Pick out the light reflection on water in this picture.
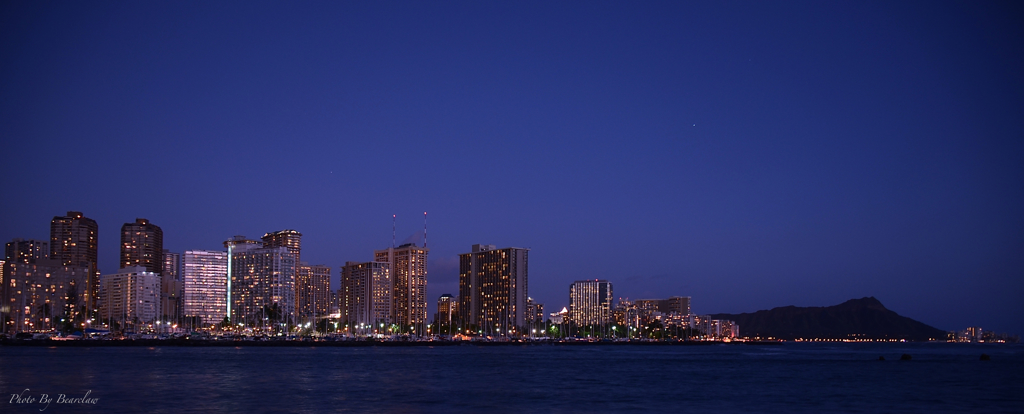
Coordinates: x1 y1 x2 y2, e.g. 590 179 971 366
1 343 1021 413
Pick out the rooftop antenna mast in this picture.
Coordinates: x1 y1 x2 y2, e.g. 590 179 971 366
424 211 427 248
392 214 396 248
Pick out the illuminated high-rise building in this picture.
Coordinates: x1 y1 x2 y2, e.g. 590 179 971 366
634 296 691 320
182 250 228 327
5 239 48 264
120 218 164 274
458 244 529 333
436 294 454 326
569 280 613 326
666 296 691 315
50 211 99 313
374 243 428 331
296 262 331 322
263 230 302 316
223 236 260 322
229 242 296 327
99 266 162 327
340 261 391 328
161 250 182 321
224 235 260 251
162 250 180 280
262 230 301 265
2 259 89 333
525 297 544 326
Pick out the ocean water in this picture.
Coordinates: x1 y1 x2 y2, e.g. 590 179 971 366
1 343 1021 413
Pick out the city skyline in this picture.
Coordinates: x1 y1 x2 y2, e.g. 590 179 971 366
1 2 1021 334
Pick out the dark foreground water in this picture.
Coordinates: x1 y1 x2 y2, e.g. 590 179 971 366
2 343 1022 413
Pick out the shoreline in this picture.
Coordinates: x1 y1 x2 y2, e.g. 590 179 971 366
0 339 985 347
0 339 783 347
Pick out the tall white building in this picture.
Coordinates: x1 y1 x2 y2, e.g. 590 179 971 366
99 266 162 327
569 280 613 326
182 250 228 327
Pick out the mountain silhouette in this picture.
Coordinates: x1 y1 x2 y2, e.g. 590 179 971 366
709 297 946 341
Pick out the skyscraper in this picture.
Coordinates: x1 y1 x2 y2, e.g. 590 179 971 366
50 211 99 313
569 280 613 327
458 244 529 334
296 263 331 323
229 241 296 328
340 261 391 330
263 230 302 317
120 218 164 274
223 236 260 322
161 250 182 322
5 239 48 264
162 250 180 280
374 243 428 332
262 230 301 265
182 250 228 328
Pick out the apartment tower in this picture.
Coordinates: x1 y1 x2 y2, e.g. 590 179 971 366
374 243 428 332
50 211 99 313
569 280 613 326
120 218 164 274
458 244 529 334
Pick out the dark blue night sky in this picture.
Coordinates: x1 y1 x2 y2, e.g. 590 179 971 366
2 2 1022 334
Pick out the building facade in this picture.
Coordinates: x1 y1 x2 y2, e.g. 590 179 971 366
525 297 544 327
50 211 99 313
666 296 691 316
5 239 49 264
630 296 692 326
296 263 331 322
223 236 260 321
569 280 613 327
436 294 454 327
1 260 89 333
262 230 302 317
120 218 164 274
262 230 301 265
182 250 228 328
458 244 529 334
162 250 180 280
161 250 181 322
340 261 391 329
99 266 162 328
229 243 296 327
374 243 428 331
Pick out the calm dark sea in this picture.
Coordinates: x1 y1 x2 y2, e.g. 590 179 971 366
1 343 1022 413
